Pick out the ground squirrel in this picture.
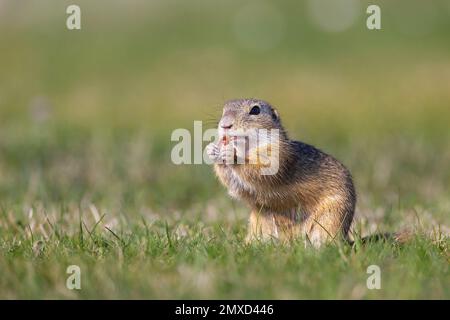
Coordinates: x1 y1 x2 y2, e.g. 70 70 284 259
206 98 356 247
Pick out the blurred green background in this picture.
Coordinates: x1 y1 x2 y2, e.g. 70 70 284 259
0 0 449 299
1 0 450 213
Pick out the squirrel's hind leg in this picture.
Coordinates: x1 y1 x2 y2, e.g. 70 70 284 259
246 209 301 243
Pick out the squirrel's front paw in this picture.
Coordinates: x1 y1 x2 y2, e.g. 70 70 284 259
206 142 220 162
220 143 236 165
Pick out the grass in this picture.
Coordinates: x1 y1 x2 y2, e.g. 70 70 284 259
0 0 449 299
0 213 448 299
0 124 448 299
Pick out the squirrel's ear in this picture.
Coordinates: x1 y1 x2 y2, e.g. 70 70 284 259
272 109 279 121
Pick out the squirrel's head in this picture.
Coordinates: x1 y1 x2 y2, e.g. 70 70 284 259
218 99 285 139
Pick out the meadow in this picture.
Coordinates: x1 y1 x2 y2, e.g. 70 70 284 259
0 0 449 299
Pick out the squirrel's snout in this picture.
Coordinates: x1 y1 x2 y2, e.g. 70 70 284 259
219 116 234 129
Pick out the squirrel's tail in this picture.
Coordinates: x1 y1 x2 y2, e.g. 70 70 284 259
347 230 413 246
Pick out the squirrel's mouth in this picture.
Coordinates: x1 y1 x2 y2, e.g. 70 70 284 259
220 132 233 146
219 128 243 142
218 127 233 144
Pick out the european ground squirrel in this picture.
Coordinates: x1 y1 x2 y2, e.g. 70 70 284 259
206 98 356 247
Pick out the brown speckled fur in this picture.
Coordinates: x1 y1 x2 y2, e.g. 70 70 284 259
211 98 356 247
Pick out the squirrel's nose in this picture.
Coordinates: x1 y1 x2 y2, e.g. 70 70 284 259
219 117 234 129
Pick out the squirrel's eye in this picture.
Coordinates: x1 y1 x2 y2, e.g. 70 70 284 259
249 106 261 115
